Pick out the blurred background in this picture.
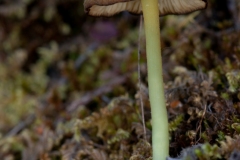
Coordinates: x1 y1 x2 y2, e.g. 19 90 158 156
0 0 240 159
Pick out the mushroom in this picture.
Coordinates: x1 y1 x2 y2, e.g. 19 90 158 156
83 0 207 159
84 0 206 16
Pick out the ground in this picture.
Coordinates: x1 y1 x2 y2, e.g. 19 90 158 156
0 0 240 159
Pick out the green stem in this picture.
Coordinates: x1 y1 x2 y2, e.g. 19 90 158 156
140 0 169 159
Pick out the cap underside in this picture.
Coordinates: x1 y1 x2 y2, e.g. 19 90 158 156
84 0 207 17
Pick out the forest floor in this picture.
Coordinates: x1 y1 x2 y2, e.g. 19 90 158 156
0 0 240 159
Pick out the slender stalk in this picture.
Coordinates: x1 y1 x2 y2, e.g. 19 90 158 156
140 0 169 159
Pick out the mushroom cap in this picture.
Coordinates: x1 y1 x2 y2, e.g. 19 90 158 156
84 0 207 17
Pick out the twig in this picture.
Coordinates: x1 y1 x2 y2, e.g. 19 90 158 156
5 114 35 137
67 75 128 112
195 103 207 143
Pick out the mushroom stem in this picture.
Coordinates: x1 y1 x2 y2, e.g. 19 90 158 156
140 0 169 159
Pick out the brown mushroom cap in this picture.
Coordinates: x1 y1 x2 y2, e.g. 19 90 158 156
84 0 207 17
